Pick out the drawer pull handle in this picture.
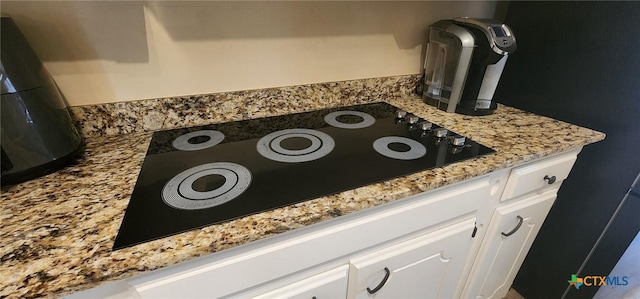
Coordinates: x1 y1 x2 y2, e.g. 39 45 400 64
367 267 391 294
502 215 524 237
544 175 557 184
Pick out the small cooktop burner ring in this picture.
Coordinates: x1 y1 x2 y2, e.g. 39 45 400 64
162 162 251 210
373 136 427 160
172 130 225 151
257 128 335 163
324 110 376 129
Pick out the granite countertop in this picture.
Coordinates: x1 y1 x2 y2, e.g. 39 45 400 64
0 93 605 298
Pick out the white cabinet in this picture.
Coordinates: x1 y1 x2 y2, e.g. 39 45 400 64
459 150 582 299
462 189 557 299
348 218 476 299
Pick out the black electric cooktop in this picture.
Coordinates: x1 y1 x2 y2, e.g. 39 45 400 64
113 102 494 250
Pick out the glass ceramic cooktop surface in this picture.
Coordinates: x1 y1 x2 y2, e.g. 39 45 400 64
113 102 494 250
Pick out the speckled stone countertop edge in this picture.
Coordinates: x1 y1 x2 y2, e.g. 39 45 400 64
0 91 605 298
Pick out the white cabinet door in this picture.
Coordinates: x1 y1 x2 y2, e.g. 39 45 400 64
348 218 476 299
250 265 349 299
462 189 558 299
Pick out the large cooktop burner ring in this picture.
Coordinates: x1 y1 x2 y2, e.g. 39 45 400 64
172 130 225 151
257 128 335 163
162 162 251 210
324 110 376 129
373 136 427 160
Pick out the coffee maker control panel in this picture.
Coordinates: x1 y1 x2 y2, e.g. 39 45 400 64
454 18 517 55
490 25 516 50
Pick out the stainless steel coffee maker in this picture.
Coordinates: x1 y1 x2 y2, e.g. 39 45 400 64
418 18 516 115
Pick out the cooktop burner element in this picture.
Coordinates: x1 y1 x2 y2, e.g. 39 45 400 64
172 130 225 151
113 102 494 250
373 136 427 160
257 128 335 163
162 162 252 210
324 110 376 129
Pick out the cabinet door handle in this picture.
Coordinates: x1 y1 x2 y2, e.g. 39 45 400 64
367 267 391 294
544 175 557 184
501 215 524 237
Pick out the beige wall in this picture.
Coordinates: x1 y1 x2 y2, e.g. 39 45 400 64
1 1 503 106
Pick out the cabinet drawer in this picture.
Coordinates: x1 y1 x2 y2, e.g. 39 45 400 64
501 152 577 201
248 265 349 299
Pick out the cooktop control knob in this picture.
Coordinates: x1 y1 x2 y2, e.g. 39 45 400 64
406 114 420 125
433 128 448 138
418 121 433 131
449 136 466 147
395 110 407 119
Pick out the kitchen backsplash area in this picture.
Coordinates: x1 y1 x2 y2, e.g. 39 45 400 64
69 75 420 138
1 2 504 106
